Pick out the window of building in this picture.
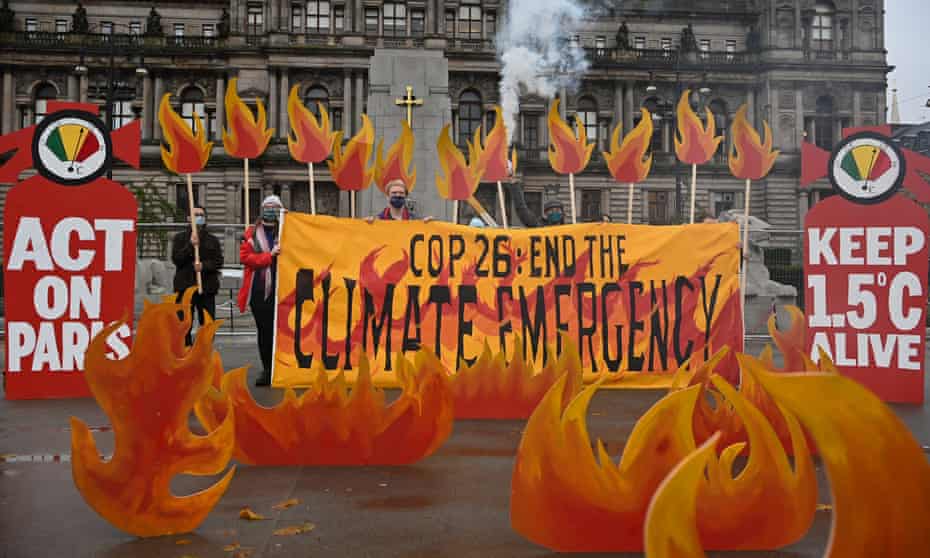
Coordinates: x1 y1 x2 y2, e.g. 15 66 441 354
661 37 672 51
708 99 728 160
445 9 455 36
242 188 262 224
918 132 930 152
525 191 543 219
457 90 482 146
307 0 331 33
411 9 424 36
699 38 710 58
647 191 670 224
174 23 185 37
641 97 663 153
457 4 482 39
101 21 114 35
175 183 201 215
580 189 602 222
522 113 539 151
33 83 57 125
811 1 834 51
202 24 215 37
595 36 606 56
110 99 134 129
56 19 69 33
334 6 345 31
570 34 580 48
711 191 742 217
634 36 645 49
365 7 379 34
725 39 736 60
25 18 37 32
292 2 303 30
247 3 264 34
575 97 598 143
811 95 835 150
485 11 496 37
383 3 406 36
129 21 141 35
180 87 207 135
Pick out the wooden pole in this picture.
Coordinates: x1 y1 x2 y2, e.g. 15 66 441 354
496 181 509 228
308 162 316 215
466 196 498 227
452 200 459 224
741 178 751 299
185 173 203 294
243 158 250 231
568 173 577 224
689 163 697 224
350 190 356 218
626 182 635 224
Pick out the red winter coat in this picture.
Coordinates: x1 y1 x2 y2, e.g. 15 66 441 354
237 225 276 312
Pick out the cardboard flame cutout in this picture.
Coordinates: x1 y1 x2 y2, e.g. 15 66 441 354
374 120 417 193
604 108 654 183
159 94 212 174
471 106 518 182
287 85 337 164
222 77 274 159
70 291 235 537
547 98 595 175
195 351 453 465
435 124 485 200
451 338 582 419
328 114 376 192
728 105 778 180
675 90 722 165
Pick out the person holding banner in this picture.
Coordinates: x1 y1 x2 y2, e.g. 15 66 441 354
238 195 284 387
172 206 224 345
366 179 433 223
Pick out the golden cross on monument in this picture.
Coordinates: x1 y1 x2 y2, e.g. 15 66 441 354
394 85 423 125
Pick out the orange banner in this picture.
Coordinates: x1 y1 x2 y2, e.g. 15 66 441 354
272 215 742 387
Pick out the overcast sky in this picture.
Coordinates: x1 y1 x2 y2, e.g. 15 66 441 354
886 0 930 123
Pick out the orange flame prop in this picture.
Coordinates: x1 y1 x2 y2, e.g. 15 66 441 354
511 365 816 552
604 108 654 183
472 106 518 182
675 89 722 165
195 351 453 465
71 290 235 537
287 85 336 164
547 98 594 174
451 338 582 419
328 114 376 192
159 93 212 174
728 105 778 180
222 78 274 159
435 124 485 200
374 120 417 193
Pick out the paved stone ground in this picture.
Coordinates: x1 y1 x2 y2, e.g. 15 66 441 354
1 337 928 558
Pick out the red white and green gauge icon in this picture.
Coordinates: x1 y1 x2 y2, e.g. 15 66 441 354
32 110 112 185
829 132 906 204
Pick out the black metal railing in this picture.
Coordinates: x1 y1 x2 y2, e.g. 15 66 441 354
1 31 224 52
585 47 757 67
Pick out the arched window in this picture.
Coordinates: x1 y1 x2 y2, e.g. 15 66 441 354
811 1 835 51
304 86 329 118
575 96 598 143
708 99 728 161
457 90 482 145
33 83 57 125
814 95 835 150
179 86 207 134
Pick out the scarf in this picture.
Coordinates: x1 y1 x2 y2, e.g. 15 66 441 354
379 206 412 220
253 223 274 301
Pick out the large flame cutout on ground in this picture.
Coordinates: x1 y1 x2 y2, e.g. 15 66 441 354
287 85 336 164
511 362 816 552
675 90 722 165
472 106 518 182
223 77 274 159
195 351 453 465
375 120 417 193
159 93 212 174
435 124 485 200
71 291 236 537
604 108 654 183
548 99 594 175
451 338 583 419
328 114 375 191
728 104 779 180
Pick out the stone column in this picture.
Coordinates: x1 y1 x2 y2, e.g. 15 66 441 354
271 0 280 31
269 68 279 135
613 82 623 134
355 73 365 130
559 87 567 119
215 76 226 141
280 182 292 208
795 89 804 149
624 81 634 134
152 75 164 139
797 190 809 223
2 70 13 134
67 75 78 102
279 71 289 138
853 90 862 126
343 70 352 135
141 72 153 139
79 74 88 103
746 88 756 126
355 0 363 33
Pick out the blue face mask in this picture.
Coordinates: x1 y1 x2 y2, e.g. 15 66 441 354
262 208 279 222
547 211 563 224
194 215 206 226
390 195 406 209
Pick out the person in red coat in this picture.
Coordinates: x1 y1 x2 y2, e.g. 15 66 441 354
237 195 283 386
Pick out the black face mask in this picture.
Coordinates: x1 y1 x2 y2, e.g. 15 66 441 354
390 196 406 209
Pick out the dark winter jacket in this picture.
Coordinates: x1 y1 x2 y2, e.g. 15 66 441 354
172 227 224 295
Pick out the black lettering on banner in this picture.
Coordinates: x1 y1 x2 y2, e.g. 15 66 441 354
647 280 669 371
293 268 315 368
601 283 623 371
457 285 478 368
362 284 396 370
497 286 514 355
448 235 465 278
475 234 490 277
598 235 614 279
319 275 340 369
674 276 695 365
428 285 452 357
519 286 547 364
402 284 422 352
492 236 512 278
616 235 629 276
562 236 577 276
584 236 597 275
409 234 424 277
554 284 571 354
700 274 722 359
577 282 598 372
529 236 543 277
628 280 645 371
544 236 560 276
427 235 444 278
342 278 356 370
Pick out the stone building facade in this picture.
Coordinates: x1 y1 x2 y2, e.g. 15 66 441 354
0 0 889 260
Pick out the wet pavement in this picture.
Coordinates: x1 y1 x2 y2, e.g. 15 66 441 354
1 338 928 558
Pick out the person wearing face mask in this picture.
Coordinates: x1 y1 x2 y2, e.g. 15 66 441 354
365 179 433 223
238 195 284 386
172 206 224 346
503 161 566 228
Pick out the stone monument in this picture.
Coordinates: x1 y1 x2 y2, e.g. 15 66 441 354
360 48 452 220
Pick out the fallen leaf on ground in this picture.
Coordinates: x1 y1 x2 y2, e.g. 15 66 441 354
272 498 300 510
273 522 316 536
175 538 192 545
816 503 833 511
239 507 266 520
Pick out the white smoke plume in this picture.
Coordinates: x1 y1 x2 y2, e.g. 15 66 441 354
497 0 591 145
